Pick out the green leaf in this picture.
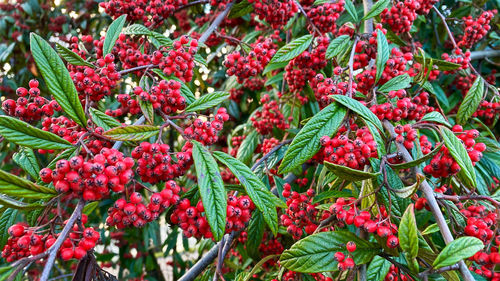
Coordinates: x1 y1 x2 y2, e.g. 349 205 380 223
46 147 80 171
149 31 174 48
311 190 352 204
102 15 126 56
245 211 265 259
184 91 230 112
89 107 121 130
433 237 484 269
191 141 226 241
324 162 380 181
344 0 359 22
420 112 451 127
385 29 407 46
229 0 253 18
332 95 383 131
378 74 412 93
83 201 99 215
280 231 379 273
213 152 279 235
30 33 87 127
0 194 45 210
263 61 289 75
103 125 159 141
279 103 346 174
364 119 386 156
440 127 476 188
390 143 444 170
268 35 313 64
421 222 441 235
0 169 56 198
362 0 390 20
123 23 151 35
0 116 72 150
414 56 461 71
0 209 17 250
457 76 484 125
55 43 94 67
399 204 418 259
13 147 40 180
139 99 155 123
236 130 258 165
366 256 391 281
325 35 351 59
265 72 284 86
375 29 389 84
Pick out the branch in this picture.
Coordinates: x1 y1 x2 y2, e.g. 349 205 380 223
251 139 291 171
382 120 475 281
418 263 460 278
470 49 500 60
363 0 374 33
111 115 146 150
118 64 158 75
198 1 235 45
39 199 85 281
436 194 500 207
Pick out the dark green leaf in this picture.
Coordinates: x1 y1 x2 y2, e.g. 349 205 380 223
326 35 351 59
333 95 383 131
268 35 314 64
378 74 412 93
414 56 461 71
399 204 418 259
366 256 391 281
123 24 151 35
433 237 483 269
139 99 155 123
185 91 230 112
280 231 379 273
420 112 451 127
0 194 45 210
102 15 126 56
89 108 121 131
390 143 443 170
229 0 253 18
236 130 258 165
362 0 390 20
0 209 17 250
279 103 346 174
375 29 389 84
0 169 56 198
440 127 476 187
344 0 359 22
0 116 72 150
30 33 87 127
55 43 94 67
192 141 226 241
311 190 352 204
12 147 40 179
245 211 265 259
324 162 380 181
457 76 484 125
103 125 159 141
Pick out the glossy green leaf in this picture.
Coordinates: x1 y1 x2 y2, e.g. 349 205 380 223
0 194 45 210
138 99 155 123
103 125 159 141
0 116 72 150
185 91 230 112
433 237 483 269
399 204 418 258
390 143 443 170
326 35 351 59
192 141 226 241
414 56 461 71
344 0 359 22
268 35 313 64
89 107 121 130
324 162 380 181
236 129 258 165
12 147 40 180
366 256 391 281
229 0 253 18
245 211 265 259
279 103 346 174
55 43 94 67
0 169 56 198
375 29 389 84
333 95 384 131
457 76 484 125
280 231 379 272
362 0 390 20
30 33 87 127
378 74 412 93
440 127 476 187
420 112 451 127
0 209 17 250
102 15 126 56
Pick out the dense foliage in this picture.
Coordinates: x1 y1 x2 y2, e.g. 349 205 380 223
0 0 499 280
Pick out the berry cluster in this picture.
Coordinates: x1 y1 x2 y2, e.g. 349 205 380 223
107 93 141 117
61 221 100 260
135 79 186 115
224 37 277 84
183 108 230 145
251 94 289 135
230 135 245 157
385 264 414 281
380 0 418 35
311 74 351 109
39 148 134 200
131 142 193 184
152 36 197 82
281 184 328 239
458 10 497 49
261 137 280 155
333 242 356 271
317 126 378 170
114 34 154 73
229 88 244 103
370 92 434 122
414 0 438 15
248 0 298 29
330 197 400 249
473 100 500 125
2 80 61 122
39 116 86 154
441 49 471 73
307 3 345 33
394 124 417 149
171 194 254 239
423 126 485 178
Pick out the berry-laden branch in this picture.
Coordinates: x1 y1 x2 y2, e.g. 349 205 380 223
383 120 475 281
198 1 235 45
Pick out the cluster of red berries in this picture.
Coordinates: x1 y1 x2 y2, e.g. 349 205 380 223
441 49 471 73
370 92 434 121
183 108 229 145
334 242 357 271
310 74 351 108
135 79 186 115
258 234 284 268
171 194 254 239
285 37 329 93
107 93 141 117
114 34 154 73
230 135 245 157
131 142 193 184
100 0 187 27
458 10 497 49
414 0 437 15
248 0 298 29
394 124 417 149
39 148 134 200
251 94 289 135
152 36 197 82
2 79 61 122
2 215 99 262
229 88 244 103
473 100 500 125
261 137 280 155
353 39 377 70
224 37 276 84
423 126 485 178
107 184 180 228
385 264 414 281
380 0 418 35
39 116 86 154
307 3 345 33
317 126 378 170
330 197 400 249
281 184 328 239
